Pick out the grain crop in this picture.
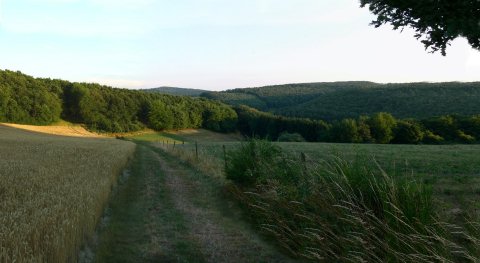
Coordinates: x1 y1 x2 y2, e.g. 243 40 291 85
1 123 104 138
0 125 136 263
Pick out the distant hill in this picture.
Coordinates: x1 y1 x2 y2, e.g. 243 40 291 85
201 82 480 120
143 87 209 97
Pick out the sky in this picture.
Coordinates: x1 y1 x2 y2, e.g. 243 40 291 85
0 0 479 91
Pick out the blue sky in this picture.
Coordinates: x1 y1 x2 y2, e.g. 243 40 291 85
0 0 479 90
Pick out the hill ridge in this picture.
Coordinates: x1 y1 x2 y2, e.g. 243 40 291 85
200 81 480 120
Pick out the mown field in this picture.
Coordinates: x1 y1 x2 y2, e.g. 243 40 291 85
0 125 135 262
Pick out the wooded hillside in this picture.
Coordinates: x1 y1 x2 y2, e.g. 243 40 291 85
201 82 480 120
0 70 237 133
142 86 209 97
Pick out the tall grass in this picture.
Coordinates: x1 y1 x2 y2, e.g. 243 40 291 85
151 138 480 261
224 140 480 262
0 126 135 262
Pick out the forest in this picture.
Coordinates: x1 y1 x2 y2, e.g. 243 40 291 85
2 69 480 144
235 105 480 144
0 70 237 133
201 82 480 120
141 86 208 97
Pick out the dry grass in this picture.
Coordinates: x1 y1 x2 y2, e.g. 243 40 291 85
1 123 104 138
0 125 135 263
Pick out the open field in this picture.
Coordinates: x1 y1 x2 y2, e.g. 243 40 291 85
0 125 135 262
137 130 480 261
3 125 478 262
133 130 480 220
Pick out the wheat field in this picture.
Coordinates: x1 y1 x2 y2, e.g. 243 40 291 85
0 125 136 263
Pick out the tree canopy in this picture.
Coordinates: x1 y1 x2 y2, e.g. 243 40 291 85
0 70 237 133
360 0 480 55
202 82 480 121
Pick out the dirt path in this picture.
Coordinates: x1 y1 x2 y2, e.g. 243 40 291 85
153 147 292 263
94 144 293 263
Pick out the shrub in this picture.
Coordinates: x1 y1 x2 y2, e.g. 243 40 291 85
225 140 282 186
392 120 424 144
457 130 476 144
422 130 445 144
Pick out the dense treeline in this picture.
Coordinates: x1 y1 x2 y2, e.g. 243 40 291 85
201 82 480 121
141 86 208 97
3 69 480 144
0 71 62 124
236 105 480 144
236 106 329 142
0 70 237 133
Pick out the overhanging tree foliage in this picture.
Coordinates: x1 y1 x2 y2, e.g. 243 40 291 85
360 0 480 55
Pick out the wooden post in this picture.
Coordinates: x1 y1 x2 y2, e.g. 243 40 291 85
173 141 176 150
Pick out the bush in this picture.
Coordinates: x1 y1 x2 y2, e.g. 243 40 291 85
225 140 305 193
457 130 476 144
422 130 445 144
225 140 282 186
392 120 424 144
277 132 305 142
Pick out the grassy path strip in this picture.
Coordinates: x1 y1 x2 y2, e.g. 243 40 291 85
147 144 293 263
95 145 205 262
95 142 293 262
